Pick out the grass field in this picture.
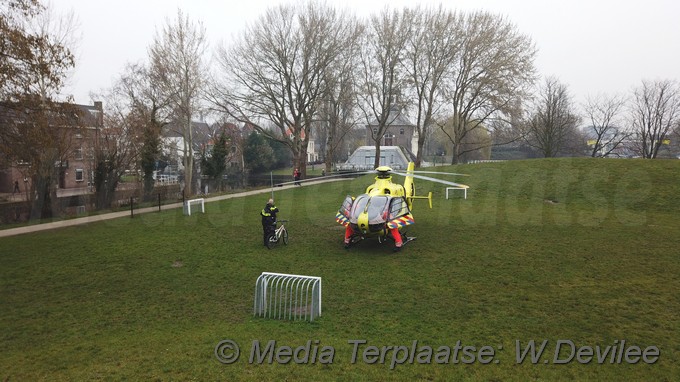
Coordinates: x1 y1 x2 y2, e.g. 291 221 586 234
1 158 679 381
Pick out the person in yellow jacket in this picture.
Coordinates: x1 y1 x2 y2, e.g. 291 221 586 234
260 198 279 247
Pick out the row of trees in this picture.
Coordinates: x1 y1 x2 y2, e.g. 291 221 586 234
86 2 537 199
209 2 680 164
522 77 680 159
3 1 679 218
210 4 538 169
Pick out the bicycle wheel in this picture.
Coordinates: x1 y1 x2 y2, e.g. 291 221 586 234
282 228 289 245
266 233 276 249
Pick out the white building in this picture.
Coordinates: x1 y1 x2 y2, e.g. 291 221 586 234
339 146 411 170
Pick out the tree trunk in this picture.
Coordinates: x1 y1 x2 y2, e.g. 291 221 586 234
451 143 460 164
143 177 155 202
295 149 308 179
373 141 382 169
30 175 52 220
184 116 195 195
415 133 426 168
324 135 334 175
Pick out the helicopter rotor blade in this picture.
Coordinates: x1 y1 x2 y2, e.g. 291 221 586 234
391 171 469 189
410 170 469 177
272 170 373 187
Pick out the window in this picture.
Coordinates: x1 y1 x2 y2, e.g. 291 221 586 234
389 197 408 220
400 128 404 135
74 148 83 160
384 134 393 146
75 169 84 182
366 196 389 224
349 194 370 224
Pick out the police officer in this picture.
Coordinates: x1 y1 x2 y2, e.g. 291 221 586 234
260 198 279 247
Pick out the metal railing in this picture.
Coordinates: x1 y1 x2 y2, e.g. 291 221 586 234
254 272 322 322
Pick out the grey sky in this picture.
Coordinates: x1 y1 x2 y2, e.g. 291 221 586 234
53 0 679 108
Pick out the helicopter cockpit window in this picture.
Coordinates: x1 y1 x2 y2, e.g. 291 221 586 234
367 196 390 224
388 197 409 220
349 194 370 223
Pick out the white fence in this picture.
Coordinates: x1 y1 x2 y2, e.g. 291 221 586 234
155 174 179 185
254 272 322 322
466 160 506 164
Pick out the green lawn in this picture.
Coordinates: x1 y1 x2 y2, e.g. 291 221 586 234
1 158 679 381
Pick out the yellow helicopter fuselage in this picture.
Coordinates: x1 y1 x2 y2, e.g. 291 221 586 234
348 164 418 235
336 161 462 250
365 174 405 197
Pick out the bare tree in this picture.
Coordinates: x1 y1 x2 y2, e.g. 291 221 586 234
317 67 360 174
0 0 77 219
439 11 536 164
439 116 493 161
89 63 172 206
118 63 171 200
402 5 458 167
582 93 630 157
211 2 357 178
629 79 680 159
316 17 363 174
26 0 79 100
91 92 139 208
1 0 75 101
148 9 208 194
673 120 680 156
357 7 410 169
524 76 581 157
0 99 81 218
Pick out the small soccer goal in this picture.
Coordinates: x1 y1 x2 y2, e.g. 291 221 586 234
254 272 322 322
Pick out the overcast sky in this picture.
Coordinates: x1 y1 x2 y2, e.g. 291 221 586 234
52 0 679 109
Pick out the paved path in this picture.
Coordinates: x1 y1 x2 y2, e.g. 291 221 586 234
0 178 349 238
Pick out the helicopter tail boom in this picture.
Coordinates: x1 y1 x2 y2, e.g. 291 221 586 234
403 162 433 209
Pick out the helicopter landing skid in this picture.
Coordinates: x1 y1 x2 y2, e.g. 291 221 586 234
345 235 364 249
379 232 416 246
403 236 416 245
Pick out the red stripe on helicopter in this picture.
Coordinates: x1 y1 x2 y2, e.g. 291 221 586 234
335 212 350 227
387 214 414 229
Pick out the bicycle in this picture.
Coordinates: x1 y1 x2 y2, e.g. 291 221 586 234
266 220 289 249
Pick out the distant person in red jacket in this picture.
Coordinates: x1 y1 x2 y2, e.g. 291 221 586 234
293 168 301 186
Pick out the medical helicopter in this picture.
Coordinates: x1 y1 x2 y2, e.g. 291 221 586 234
270 162 469 251
334 162 469 252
